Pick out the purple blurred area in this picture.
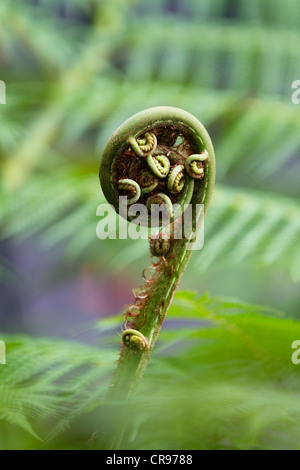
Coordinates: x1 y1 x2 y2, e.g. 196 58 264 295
0 239 132 341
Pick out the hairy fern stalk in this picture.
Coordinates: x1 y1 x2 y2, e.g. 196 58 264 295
99 106 216 448
1 0 300 451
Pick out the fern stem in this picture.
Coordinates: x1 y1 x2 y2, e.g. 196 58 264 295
99 107 216 449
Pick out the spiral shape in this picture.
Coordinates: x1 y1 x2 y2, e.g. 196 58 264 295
99 109 216 417
122 329 149 351
128 132 157 157
150 233 171 257
146 154 170 179
185 153 208 179
146 193 173 218
117 179 141 205
168 165 185 194
138 169 159 195
100 107 212 227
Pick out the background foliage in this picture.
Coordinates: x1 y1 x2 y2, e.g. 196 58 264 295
0 0 300 450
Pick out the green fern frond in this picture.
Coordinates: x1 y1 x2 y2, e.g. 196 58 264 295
2 11 299 188
108 185 300 278
135 0 300 30
0 335 117 441
2 167 300 279
87 79 299 182
0 2 75 72
120 291 300 449
122 21 300 94
197 186 300 276
2 292 300 449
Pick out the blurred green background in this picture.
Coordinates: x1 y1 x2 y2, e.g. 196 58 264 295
0 0 300 450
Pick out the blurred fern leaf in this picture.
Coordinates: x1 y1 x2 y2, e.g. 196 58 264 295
1 291 300 449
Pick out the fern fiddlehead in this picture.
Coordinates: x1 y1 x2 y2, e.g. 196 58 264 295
146 193 173 218
122 329 149 351
185 153 209 179
138 169 159 195
167 164 185 194
128 132 157 157
149 232 171 257
99 106 216 449
146 154 170 178
117 179 141 205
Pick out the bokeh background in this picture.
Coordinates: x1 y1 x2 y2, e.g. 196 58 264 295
1 0 300 450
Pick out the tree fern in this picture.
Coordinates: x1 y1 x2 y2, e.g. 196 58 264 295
1 0 300 449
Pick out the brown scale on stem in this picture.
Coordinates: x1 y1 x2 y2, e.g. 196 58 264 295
123 255 168 330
